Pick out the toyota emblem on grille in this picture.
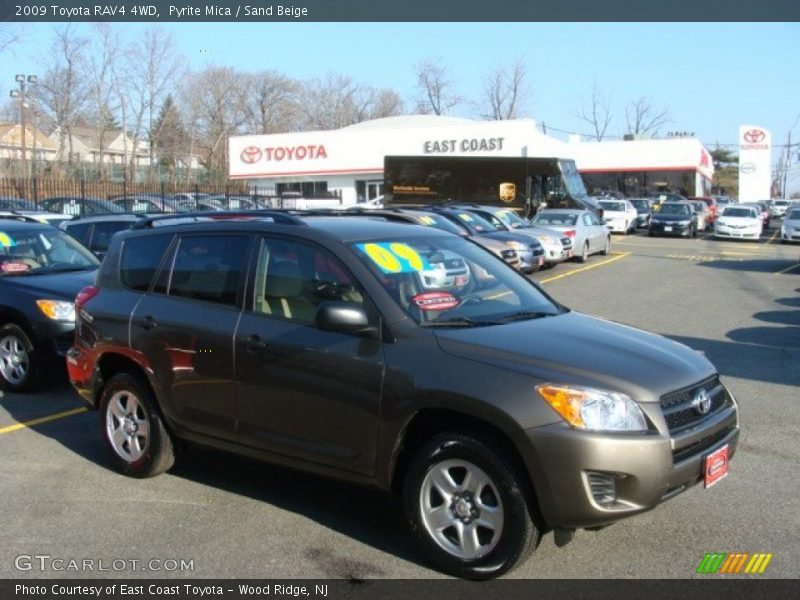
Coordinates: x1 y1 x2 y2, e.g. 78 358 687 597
692 388 712 415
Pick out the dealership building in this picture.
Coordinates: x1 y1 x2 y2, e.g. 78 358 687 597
228 116 714 203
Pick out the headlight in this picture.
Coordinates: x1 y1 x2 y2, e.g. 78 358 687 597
537 384 647 432
505 240 527 252
677 220 691 226
35 299 76 322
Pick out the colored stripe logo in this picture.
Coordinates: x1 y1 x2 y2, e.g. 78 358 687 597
697 552 773 574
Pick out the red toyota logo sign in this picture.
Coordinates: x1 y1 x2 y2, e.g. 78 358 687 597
240 146 263 164
743 129 766 144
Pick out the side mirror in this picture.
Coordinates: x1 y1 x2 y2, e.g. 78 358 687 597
315 302 376 337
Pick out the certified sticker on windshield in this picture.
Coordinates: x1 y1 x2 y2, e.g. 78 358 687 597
356 242 431 274
0 232 17 247
1 261 29 274
411 292 460 311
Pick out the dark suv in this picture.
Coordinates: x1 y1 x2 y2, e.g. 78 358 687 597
68 212 739 579
0 215 99 391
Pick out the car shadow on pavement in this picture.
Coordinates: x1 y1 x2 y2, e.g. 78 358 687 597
697 257 796 274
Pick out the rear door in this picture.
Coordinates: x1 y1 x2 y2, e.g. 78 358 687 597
130 233 253 442
234 235 384 475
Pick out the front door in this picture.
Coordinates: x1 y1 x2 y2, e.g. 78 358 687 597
235 236 384 476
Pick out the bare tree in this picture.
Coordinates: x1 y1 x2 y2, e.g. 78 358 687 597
576 82 613 141
297 73 375 130
0 24 19 54
85 23 121 180
120 26 184 181
369 89 405 120
480 57 527 120
625 96 670 138
414 58 461 116
241 70 300 134
37 25 89 170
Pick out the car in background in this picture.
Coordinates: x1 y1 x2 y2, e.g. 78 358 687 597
688 200 710 232
112 195 187 213
649 192 688 213
0 214 100 391
530 209 610 263
442 204 573 266
712 196 733 212
780 205 800 243
739 202 771 229
598 199 638 234
207 194 272 210
40 196 125 217
714 205 762 241
771 199 794 218
594 190 626 200
688 197 719 225
628 198 652 228
648 202 698 238
60 214 145 259
0 196 38 211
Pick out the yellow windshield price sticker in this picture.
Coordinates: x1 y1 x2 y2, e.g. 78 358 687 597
356 242 431 274
419 215 436 226
458 213 474 222
0 232 17 247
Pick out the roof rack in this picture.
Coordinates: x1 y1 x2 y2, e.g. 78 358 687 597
131 209 307 229
0 211 42 224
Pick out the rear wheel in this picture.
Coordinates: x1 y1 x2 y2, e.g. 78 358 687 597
0 324 40 393
577 241 589 263
403 432 539 579
601 236 611 255
99 373 175 478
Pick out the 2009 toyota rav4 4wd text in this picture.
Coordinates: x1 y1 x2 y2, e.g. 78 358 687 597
67 212 739 579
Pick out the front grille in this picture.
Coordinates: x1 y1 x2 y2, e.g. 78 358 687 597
660 375 729 431
444 259 464 269
672 425 735 464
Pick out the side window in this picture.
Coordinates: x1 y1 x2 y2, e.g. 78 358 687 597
90 221 131 253
168 235 250 307
120 235 173 292
582 214 593 226
64 222 91 244
253 238 363 325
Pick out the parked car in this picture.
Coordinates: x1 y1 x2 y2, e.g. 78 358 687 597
530 209 610 263
688 200 710 232
67 212 739 579
628 198 652 228
687 197 719 225
649 192 688 213
779 205 800 243
0 214 100 391
40 196 125 217
598 199 638 234
416 207 545 272
771 199 794 218
61 215 145 259
111 195 186 213
0 196 37 211
712 196 734 212
739 202 771 229
444 204 573 266
648 202 698 238
207 194 271 210
714 205 762 241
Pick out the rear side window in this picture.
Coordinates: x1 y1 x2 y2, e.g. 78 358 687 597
168 235 250 307
64 222 91 244
90 221 132 253
120 235 172 292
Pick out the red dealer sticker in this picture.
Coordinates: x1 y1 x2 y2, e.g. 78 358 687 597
411 292 460 311
704 444 729 489
1 262 30 274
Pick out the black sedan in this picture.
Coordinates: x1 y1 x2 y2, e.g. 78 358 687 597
648 202 698 237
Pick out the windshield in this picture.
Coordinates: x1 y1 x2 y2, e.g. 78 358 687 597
532 212 577 226
786 209 800 220
599 201 625 212
630 199 649 210
723 207 756 218
412 213 468 235
449 211 500 234
492 208 529 229
349 235 560 326
690 202 705 213
658 204 691 216
0 227 99 275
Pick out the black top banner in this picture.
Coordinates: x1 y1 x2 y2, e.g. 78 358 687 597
1 0 799 22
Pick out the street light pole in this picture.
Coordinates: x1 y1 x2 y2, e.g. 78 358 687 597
10 74 37 184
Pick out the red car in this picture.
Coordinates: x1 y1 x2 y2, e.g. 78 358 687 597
689 197 718 225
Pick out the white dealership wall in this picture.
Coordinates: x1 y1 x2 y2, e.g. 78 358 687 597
229 115 713 203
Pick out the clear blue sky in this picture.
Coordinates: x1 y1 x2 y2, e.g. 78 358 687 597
3 22 800 189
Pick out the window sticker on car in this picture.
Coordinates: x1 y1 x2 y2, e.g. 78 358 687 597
458 213 474 222
411 292 460 311
1 261 30 273
419 215 436 225
0 232 17 247
356 242 431 274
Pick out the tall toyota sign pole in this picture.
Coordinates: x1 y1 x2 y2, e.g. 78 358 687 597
738 125 772 202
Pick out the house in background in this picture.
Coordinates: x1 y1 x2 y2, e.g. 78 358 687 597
0 122 58 162
49 125 151 168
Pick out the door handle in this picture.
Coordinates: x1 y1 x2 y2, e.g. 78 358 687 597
245 334 266 351
138 315 157 330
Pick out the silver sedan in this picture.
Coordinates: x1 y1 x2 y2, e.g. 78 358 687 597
531 209 611 263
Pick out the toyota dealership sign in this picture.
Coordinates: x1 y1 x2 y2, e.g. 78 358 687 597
738 125 771 202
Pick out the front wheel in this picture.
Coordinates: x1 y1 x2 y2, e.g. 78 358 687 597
0 324 40 393
403 432 539 579
99 373 175 478
601 236 611 255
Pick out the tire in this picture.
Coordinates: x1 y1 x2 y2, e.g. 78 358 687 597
99 373 175 478
577 241 589 263
648 229 654 237
0 324 41 393
403 432 539 580
601 236 610 255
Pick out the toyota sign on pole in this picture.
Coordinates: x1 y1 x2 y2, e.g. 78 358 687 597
738 125 772 202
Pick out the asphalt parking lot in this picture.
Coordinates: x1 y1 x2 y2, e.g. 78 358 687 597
1 224 799 580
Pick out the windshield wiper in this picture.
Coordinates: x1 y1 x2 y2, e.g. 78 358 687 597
496 310 559 323
420 317 501 328
42 266 96 274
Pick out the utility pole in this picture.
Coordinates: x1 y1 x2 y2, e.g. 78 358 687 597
783 130 791 198
9 74 37 184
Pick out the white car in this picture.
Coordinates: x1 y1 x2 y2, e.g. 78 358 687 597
714 206 762 241
598 199 638 234
771 199 795 218
688 200 709 232
780 206 800 243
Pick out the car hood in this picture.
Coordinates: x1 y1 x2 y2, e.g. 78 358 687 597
2 268 97 300
601 209 627 218
718 216 759 226
651 213 691 222
434 311 715 403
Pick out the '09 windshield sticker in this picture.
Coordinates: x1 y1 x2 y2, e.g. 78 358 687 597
1 262 30 274
411 292 460 311
356 242 431 274
0 232 17 247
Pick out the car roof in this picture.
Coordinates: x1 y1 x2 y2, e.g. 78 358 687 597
63 214 147 224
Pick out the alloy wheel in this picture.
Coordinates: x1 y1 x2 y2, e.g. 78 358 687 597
0 334 29 385
105 390 150 462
